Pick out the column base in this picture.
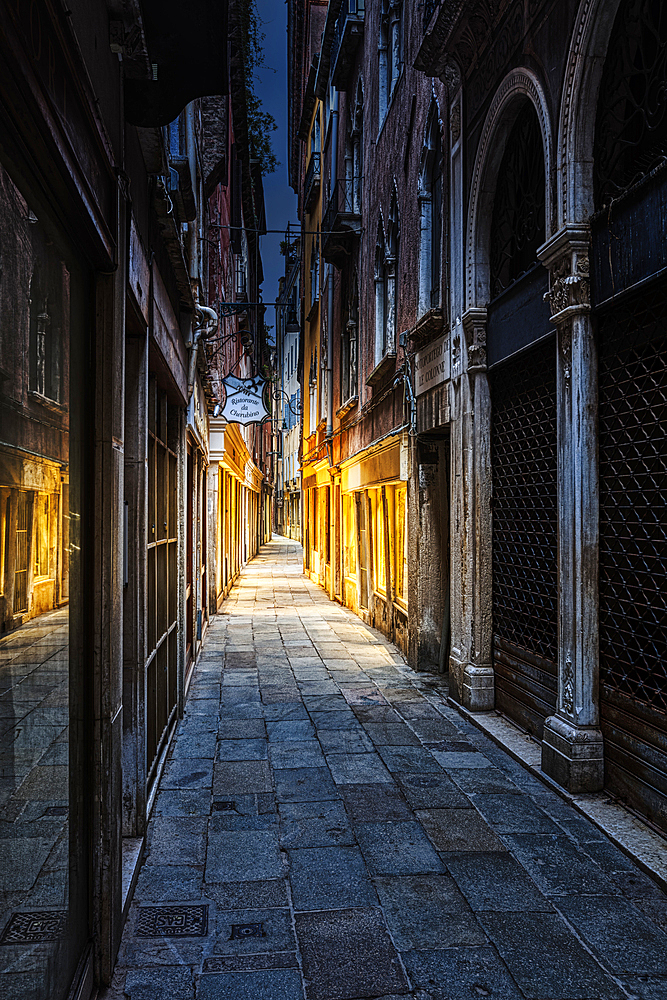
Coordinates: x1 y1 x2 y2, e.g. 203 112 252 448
541 715 604 793
462 663 494 712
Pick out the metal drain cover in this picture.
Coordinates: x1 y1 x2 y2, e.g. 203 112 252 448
135 905 208 937
0 911 66 944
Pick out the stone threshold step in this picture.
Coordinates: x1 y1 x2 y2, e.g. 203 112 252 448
448 697 667 895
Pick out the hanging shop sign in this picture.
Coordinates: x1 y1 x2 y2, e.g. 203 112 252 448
221 375 270 425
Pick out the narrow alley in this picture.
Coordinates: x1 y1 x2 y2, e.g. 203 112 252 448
103 538 667 1000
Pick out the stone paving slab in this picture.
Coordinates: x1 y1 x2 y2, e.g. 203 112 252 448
101 537 667 1000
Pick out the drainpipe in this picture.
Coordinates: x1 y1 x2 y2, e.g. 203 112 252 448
326 89 339 438
188 305 218 401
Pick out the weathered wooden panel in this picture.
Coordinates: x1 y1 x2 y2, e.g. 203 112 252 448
494 637 557 738
601 687 667 832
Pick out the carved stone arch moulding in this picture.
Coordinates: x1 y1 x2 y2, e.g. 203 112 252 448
418 99 443 190
466 67 554 309
557 0 623 227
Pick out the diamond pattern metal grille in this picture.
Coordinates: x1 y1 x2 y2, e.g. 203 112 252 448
599 282 667 713
491 337 558 662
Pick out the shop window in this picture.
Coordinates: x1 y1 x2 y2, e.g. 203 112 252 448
0 161 86 1000
33 493 50 578
343 493 356 579
373 489 386 594
395 485 407 605
146 377 179 782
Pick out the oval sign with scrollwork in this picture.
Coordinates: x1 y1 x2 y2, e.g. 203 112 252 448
221 375 270 425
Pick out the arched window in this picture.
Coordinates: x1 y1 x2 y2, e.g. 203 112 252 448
311 114 321 156
386 194 399 355
309 228 319 310
489 101 545 299
346 82 364 215
594 0 667 208
374 197 399 368
342 271 359 405
308 345 318 434
379 0 402 123
353 83 363 214
418 105 443 316
374 221 387 368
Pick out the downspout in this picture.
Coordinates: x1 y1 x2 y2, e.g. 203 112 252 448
188 305 218 401
326 89 338 439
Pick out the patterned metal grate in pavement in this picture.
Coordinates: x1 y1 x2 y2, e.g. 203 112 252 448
135 905 208 937
0 911 66 944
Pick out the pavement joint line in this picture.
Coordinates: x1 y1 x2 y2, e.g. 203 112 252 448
449 697 667 895
104 539 667 1000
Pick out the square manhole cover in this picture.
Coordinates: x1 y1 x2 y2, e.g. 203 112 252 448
135 905 208 937
1 911 67 944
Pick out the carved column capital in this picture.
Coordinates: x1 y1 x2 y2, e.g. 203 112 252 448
537 224 591 325
462 307 487 373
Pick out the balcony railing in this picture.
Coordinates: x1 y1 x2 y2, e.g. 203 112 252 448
331 0 365 90
304 153 321 214
321 179 361 267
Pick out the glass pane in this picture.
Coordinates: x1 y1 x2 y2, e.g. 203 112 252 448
0 163 86 999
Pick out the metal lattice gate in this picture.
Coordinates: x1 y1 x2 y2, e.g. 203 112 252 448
491 335 558 737
598 281 667 831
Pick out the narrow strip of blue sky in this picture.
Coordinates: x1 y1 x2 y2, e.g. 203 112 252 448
255 0 298 340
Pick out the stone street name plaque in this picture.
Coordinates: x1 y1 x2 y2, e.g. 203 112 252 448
415 334 449 396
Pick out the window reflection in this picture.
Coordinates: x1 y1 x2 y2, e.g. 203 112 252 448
0 163 77 1000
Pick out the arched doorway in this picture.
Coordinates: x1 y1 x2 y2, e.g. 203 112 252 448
487 100 558 737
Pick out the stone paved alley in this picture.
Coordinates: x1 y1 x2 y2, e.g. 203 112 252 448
103 539 667 1000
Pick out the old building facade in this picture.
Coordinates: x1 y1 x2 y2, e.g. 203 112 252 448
0 1 270 997
289 0 449 662
291 0 667 832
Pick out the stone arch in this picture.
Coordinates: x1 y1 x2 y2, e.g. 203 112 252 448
556 0 623 226
466 68 553 309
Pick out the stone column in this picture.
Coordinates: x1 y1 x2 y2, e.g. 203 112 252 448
449 308 493 710
538 224 604 792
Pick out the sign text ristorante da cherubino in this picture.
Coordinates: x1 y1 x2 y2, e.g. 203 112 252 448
220 375 270 425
